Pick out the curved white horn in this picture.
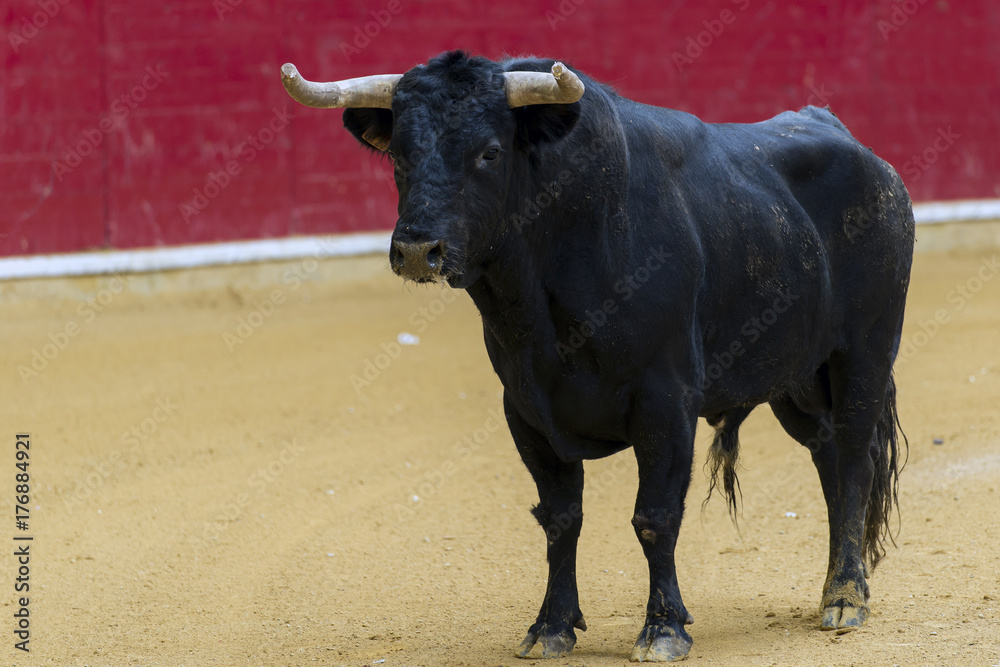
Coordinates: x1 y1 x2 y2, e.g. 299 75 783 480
503 62 585 108
280 63 402 109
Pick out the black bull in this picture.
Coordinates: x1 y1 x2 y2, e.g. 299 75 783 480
328 51 913 661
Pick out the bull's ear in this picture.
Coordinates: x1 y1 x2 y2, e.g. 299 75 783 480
343 108 394 152
513 103 581 148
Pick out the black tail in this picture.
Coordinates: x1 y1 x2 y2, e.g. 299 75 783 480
864 372 907 570
703 408 753 523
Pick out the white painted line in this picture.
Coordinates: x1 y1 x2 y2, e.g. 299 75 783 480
0 232 392 281
912 199 1000 224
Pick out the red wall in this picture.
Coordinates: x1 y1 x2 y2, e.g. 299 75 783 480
2 0 999 257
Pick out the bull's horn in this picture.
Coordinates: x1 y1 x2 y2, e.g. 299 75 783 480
503 62 585 108
280 63 402 109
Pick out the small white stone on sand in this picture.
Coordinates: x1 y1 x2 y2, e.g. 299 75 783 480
398 332 420 345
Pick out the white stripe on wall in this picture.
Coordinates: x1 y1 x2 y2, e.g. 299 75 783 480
0 232 392 281
911 199 1000 224
0 199 998 281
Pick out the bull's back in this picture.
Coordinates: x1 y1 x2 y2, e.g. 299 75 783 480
629 104 914 403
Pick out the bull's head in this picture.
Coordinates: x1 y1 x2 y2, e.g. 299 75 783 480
280 51 585 287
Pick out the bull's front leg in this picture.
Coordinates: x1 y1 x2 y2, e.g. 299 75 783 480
506 398 587 660
629 396 699 662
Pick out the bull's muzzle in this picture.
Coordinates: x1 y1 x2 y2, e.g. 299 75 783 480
391 239 445 281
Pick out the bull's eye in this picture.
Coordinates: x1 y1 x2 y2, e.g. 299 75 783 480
482 147 500 161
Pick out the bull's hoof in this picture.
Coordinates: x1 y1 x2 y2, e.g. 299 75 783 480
820 602 868 634
514 617 586 659
630 621 692 662
820 580 869 634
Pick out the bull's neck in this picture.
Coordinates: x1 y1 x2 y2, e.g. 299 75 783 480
466 88 633 340
466 149 631 343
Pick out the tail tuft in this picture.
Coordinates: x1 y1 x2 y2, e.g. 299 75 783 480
703 409 752 523
864 373 907 570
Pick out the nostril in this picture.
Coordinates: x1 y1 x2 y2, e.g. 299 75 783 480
425 241 443 269
391 239 445 278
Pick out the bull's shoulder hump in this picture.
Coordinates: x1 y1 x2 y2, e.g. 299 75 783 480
752 106 850 134
713 111 852 147
698 110 876 180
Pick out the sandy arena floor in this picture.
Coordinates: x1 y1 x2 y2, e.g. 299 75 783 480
1 249 998 666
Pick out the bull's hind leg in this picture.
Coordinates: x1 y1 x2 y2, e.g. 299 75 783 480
629 396 699 662
769 395 861 623
506 399 587 659
771 352 898 633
